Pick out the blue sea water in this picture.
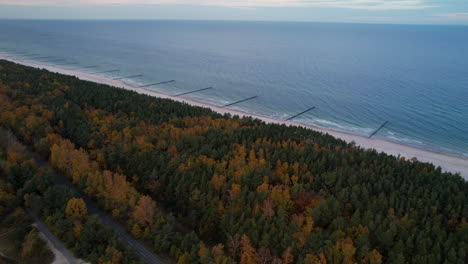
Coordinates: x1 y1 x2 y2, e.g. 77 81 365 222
1 20 467 158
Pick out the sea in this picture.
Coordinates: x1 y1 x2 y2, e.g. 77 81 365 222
0 20 467 158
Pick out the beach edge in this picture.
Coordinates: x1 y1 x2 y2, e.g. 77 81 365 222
1 55 467 179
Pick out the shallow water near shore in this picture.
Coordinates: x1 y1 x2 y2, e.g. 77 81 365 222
1 20 467 158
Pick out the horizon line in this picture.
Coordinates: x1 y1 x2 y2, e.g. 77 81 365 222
0 18 467 27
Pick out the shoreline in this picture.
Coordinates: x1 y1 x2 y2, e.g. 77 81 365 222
1 55 467 179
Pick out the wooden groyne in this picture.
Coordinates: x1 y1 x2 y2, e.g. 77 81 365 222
54 62 78 66
224 96 258 107
138 80 175 88
22 53 40 57
174 87 213 97
286 107 316 121
43 59 64 63
369 121 389 138
22 55 39 58
29 56 53 60
113 74 143 80
9 52 38 57
74 65 99 69
7 51 28 54
91 69 120 74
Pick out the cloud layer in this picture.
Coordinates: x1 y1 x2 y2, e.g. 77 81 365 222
0 0 435 10
436 13 468 19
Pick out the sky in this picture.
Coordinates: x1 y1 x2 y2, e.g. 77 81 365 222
0 0 467 25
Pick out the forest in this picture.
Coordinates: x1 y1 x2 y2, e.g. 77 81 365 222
0 138 54 264
0 59 467 264
0 129 141 263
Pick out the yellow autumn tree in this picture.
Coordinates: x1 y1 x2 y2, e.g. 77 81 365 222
133 195 156 227
304 253 327 264
335 238 356 264
240 234 257 264
65 198 88 220
367 249 383 264
211 174 227 191
229 184 241 201
177 252 190 264
198 242 209 258
269 185 292 211
131 223 142 239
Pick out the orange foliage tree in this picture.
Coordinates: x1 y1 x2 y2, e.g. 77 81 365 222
133 195 156 227
65 198 88 220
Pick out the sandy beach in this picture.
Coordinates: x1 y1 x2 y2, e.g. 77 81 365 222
1 55 467 179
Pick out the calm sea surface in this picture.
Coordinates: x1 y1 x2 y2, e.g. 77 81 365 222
1 20 467 157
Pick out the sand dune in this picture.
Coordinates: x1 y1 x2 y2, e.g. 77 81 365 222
1 55 467 179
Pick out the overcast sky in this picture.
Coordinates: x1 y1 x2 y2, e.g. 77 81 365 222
0 0 467 25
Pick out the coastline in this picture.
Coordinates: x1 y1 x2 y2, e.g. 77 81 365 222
1 55 467 179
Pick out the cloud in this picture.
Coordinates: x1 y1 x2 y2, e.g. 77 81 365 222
436 13 468 19
0 0 435 10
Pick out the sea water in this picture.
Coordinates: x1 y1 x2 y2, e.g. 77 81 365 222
1 20 467 158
